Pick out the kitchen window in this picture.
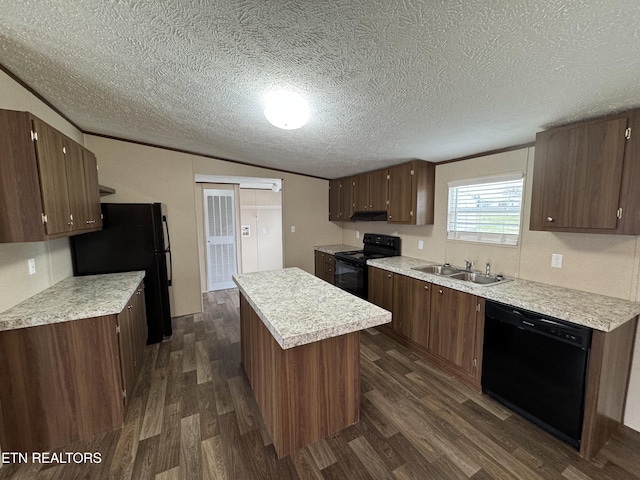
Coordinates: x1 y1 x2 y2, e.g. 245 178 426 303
447 173 524 245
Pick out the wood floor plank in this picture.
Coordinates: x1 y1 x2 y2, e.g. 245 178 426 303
196 341 213 384
182 333 196 373
180 414 202 480
227 375 260 435
155 466 180 480
197 381 220 440
306 438 337 470
201 435 228 480
131 435 160 480
211 359 235 415
181 369 199 418
139 367 168 440
155 402 181 474
348 436 395 480
290 448 325 480
109 395 144 480
164 350 183 406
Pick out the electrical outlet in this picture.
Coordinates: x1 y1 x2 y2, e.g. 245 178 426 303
290 225 296 233
551 253 563 268
418 240 424 250
356 231 360 239
28 258 36 275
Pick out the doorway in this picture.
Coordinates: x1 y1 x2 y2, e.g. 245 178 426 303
204 189 238 290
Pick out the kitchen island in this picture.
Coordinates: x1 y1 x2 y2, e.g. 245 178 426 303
233 267 391 458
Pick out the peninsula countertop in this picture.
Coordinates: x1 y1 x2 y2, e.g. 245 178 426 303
368 256 640 332
233 267 391 349
0 271 145 332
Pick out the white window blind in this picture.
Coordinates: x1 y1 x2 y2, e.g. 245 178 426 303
447 173 524 246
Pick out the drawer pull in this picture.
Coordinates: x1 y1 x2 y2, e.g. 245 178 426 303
547 217 555 222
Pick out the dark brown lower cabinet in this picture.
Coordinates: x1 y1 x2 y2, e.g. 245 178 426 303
0 282 147 453
429 285 483 377
314 250 335 284
369 267 483 390
393 273 431 348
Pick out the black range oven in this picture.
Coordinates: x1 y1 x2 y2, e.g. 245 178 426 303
334 234 401 298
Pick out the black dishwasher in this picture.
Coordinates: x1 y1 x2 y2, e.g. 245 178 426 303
482 300 592 448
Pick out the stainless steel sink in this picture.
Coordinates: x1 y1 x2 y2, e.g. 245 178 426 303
412 265 461 275
448 271 510 286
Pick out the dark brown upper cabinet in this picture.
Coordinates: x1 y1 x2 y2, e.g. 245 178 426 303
328 179 341 221
0 109 102 242
530 108 640 234
388 160 435 225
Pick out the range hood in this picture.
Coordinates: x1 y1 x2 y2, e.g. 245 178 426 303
349 211 388 222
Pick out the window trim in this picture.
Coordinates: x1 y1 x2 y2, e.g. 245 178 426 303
447 173 524 246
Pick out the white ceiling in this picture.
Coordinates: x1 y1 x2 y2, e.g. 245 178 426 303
1 1 639 179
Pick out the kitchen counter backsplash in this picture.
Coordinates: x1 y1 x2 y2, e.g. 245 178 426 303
368 256 640 333
314 244 360 254
0 271 145 332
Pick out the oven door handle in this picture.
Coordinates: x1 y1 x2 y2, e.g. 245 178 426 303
335 257 361 268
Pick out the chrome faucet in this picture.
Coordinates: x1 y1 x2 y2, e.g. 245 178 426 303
485 263 491 276
464 260 473 271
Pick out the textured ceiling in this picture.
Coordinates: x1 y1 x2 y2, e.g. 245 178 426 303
1 1 640 179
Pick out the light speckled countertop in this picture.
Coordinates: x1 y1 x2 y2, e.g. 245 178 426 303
314 244 360 254
233 267 391 349
368 256 640 332
0 271 145 332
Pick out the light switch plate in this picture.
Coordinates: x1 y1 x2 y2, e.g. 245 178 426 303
290 226 296 233
28 258 36 275
551 253 563 268
356 231 360 239
418 240 424 250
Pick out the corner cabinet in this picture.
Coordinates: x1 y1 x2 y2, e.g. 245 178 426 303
329 160 435 225
530 107 640 234
117 284 148 405
0 109 102 243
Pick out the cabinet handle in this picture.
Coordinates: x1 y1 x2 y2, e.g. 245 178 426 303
67 221 73 227
387 274 391 278
127 304 133 310
137 289 142 295
438 289 443 294
547 217 555 223
424 285 429 290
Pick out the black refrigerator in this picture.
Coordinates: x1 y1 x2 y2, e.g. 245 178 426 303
70 203 173 344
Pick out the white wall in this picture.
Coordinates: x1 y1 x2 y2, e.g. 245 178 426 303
340 147 640 432
0 70 83 313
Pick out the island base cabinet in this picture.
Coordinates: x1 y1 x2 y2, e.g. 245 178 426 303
240 294 360 458
0 316 124 453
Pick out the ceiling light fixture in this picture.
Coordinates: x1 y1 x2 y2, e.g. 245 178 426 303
264 90 310 130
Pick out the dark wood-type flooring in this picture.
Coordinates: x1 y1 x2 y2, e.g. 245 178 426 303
1 288 639 479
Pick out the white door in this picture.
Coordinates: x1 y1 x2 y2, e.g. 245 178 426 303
204 189 238 290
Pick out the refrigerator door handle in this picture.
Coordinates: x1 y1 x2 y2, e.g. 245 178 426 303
163 214 173 286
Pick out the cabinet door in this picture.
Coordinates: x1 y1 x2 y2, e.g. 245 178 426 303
368 267 394 312
329 179 341 221
388 163 413 223
82 149 103 228
341 177 354 221
429 286 478 374
369 169 388 211
132 283 148 366
353 173 370 211
532 116 627 231
393 274 430 347
32 118 71 235
63 137 90 231
314 251 325 279
0 110 46 242
117 305 136 406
